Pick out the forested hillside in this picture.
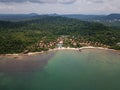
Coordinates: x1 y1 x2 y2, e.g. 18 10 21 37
0 16 120 54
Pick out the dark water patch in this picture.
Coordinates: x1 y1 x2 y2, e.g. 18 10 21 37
0 51 56 76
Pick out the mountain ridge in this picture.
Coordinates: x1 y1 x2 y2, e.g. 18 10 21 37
0 13 120 21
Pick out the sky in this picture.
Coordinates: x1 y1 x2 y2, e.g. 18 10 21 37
0 0 120 14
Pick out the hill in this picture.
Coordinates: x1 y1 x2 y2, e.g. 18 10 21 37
62 14 120 28
0 13 120 28
62 13 120 21
0 13 39 21
0 16 120 54
0 13 120 21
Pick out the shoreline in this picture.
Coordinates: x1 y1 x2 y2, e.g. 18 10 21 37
0 46 120 57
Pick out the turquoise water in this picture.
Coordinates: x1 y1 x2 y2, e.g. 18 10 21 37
0 49 120 90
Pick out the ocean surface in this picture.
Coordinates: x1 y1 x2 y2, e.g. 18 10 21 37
0 49 120 90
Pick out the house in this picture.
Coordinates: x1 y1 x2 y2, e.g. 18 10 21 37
117 42 120 46
57 41 63 48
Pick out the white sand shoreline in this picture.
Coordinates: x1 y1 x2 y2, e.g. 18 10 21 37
0 46 120 57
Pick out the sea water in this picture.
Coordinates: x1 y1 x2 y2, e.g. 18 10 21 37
0 49 120 90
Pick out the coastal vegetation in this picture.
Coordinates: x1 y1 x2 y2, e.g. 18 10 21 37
0 16 120 54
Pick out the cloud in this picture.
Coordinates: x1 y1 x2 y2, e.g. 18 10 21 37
86 0 104 3
0 0 119 14
0 0 76 4
58 0 76 4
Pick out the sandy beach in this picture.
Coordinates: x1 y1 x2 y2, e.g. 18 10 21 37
0 46 119 58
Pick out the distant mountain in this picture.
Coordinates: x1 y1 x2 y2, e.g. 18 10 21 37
61 14 120 28
62 14 104 21
0 13 39 21
103 14 120 20
0 13 120 23
62 13 120 21
47 13 59 16
29 13 38 16
0 13 120 21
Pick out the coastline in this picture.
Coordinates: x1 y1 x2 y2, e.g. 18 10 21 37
0 46 120 58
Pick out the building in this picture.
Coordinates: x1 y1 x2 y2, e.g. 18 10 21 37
57 41 63 48
117 42 120 46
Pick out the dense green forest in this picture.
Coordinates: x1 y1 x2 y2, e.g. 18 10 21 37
0 16 120 54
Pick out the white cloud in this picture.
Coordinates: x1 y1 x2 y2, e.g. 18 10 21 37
85 0 104 3
0 0 76 4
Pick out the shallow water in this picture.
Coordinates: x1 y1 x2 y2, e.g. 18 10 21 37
0 49 120 90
